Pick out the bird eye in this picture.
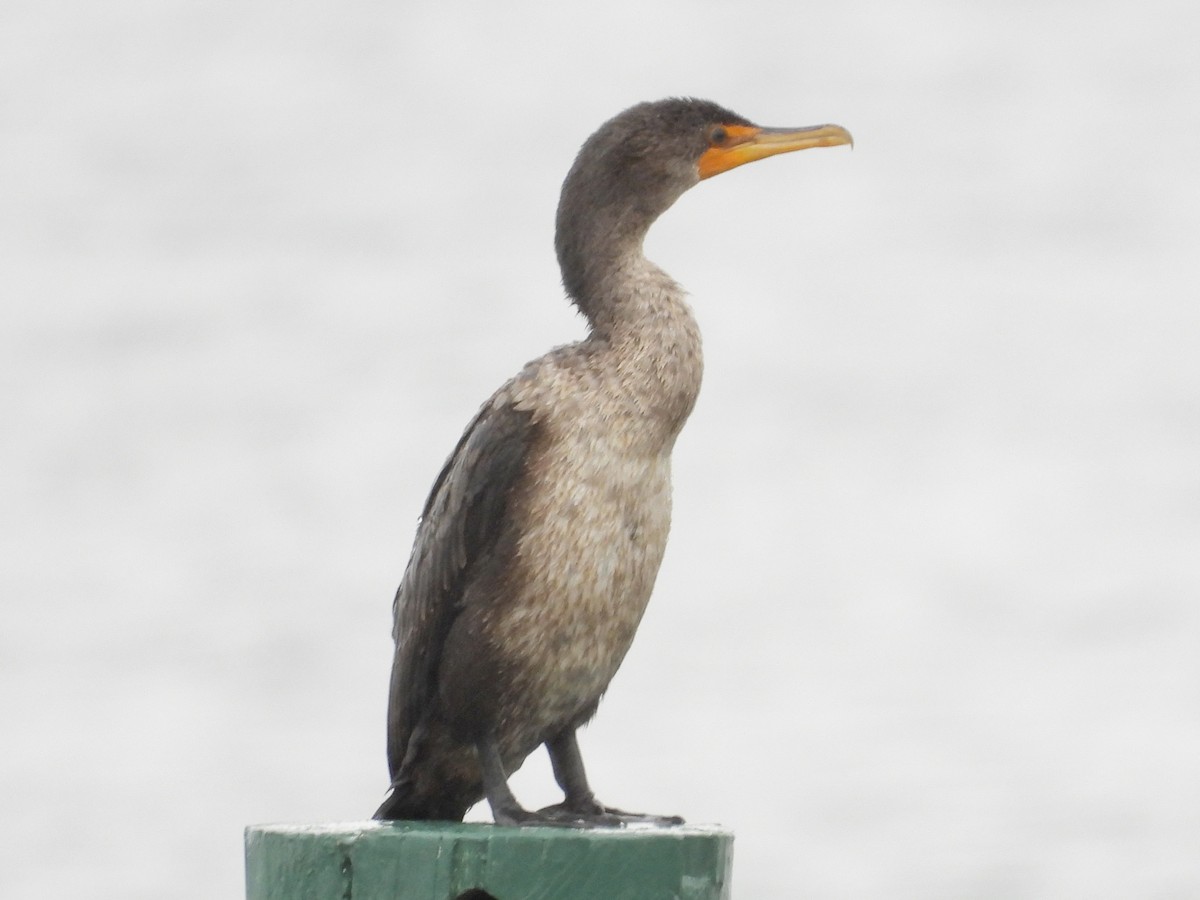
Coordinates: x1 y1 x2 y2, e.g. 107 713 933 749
708 126 728 146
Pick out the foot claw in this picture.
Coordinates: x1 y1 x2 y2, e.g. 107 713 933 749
534 800 684 828
492 804 599 828
600 807 685 827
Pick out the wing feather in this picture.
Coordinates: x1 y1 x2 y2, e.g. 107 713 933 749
385 398 537 778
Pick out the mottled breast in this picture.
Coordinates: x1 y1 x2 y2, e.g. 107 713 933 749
486 329 699 738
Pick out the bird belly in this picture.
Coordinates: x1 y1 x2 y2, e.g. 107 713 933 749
489 442 672 749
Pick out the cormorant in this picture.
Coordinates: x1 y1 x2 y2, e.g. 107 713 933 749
374 98 851 826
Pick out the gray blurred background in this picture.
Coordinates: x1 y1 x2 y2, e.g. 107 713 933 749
4 1 1199 897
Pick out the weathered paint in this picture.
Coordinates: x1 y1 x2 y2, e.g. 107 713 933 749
246 821 733 900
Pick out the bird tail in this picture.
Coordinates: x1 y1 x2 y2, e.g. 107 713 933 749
372 777 470 822
372 725 483 822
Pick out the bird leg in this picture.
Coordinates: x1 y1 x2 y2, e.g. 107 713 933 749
476 732 593 827
543 729 604 816
539 729 685 827
477 730 683 827
476 732 542 826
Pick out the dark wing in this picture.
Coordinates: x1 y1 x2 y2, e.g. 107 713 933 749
385 397 537 779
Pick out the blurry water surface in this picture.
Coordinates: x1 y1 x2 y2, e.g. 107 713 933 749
3 1 1199 897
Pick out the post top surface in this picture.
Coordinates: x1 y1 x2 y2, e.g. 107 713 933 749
247 820 732 841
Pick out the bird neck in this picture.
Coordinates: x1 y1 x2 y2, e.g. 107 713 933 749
556 198 654 323
580 247 704 442
555 177 702 440
580 248 686 339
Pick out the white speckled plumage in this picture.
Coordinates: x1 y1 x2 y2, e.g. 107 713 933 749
492 254 703 746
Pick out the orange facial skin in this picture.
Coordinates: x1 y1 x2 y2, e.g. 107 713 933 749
698 123 853 179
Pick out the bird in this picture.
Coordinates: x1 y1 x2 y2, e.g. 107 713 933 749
373 98 851 827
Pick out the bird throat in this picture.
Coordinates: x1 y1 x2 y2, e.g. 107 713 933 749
586 251 704 447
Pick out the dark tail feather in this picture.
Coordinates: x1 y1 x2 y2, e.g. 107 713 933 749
373 776 474 822
375 717 484 821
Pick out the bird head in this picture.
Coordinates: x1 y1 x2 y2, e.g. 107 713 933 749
560 98 851 217
555 98 851 312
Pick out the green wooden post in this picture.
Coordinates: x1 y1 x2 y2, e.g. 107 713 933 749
245 821 733 900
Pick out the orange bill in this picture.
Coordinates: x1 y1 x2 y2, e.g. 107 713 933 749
698 123 853 180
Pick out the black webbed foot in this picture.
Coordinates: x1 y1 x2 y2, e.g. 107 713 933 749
595 806 685 827
538 729 686 826
490 803 594 829
537 798 684 828
478 734 606 829
480 730 685 828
